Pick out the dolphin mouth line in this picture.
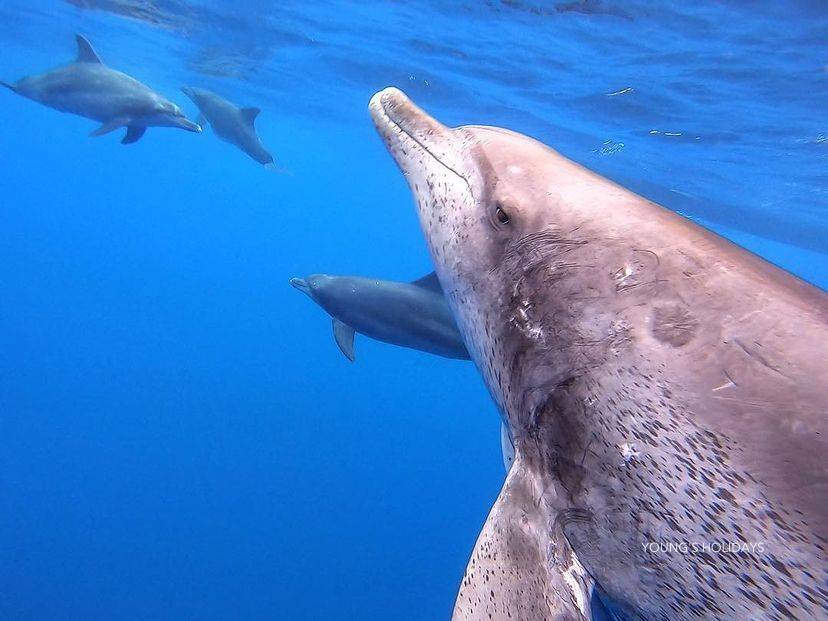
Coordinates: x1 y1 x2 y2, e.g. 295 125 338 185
289 277 311 296
372 91 473 194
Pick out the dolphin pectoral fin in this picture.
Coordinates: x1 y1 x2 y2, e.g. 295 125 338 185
90 118 129 137
452 450 594 621
332 319 356 362
75 34 103 64
240 107 260 125
121 125 146 145
1 80 17 93
411 271 442 292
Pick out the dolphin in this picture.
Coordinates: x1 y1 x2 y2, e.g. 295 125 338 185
181 86 275 167
1 34 200 144
370 87 828 620
290 272 469 362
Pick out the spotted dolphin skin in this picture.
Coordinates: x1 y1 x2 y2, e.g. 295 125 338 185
370 87 828 620
181 86 274 167
1 35 201 144
290 272 469 362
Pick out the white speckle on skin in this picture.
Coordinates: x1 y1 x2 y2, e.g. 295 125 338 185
507 165 522 175
621 442 640 464
615 264 633 285
561 552 591 617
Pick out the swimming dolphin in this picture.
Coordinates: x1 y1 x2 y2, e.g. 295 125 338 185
1 35 200 144
181 86 275 167
289 272 470 362
370 87 828 620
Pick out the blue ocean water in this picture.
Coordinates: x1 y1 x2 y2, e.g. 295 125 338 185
0 1 825 619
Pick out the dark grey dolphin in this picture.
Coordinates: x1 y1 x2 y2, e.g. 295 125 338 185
1 34 200 144
181 86 274 167
371 87 828 620
290 272 469 362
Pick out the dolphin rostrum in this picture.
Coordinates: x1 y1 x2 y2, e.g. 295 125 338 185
290 272 469 362
1 35 200 144
370 87 828 620
181 86 275 167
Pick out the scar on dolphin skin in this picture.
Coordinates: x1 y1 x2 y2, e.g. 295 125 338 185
651 304 699 347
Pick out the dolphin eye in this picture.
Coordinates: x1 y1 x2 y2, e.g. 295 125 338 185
495 202 511 225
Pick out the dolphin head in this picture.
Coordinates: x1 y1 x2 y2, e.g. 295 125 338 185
181 86 207 107
144 97 201 132
370 87 577 416
291 274 359 319
290 274 332 304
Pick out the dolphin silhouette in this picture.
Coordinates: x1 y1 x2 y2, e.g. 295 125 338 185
290 272 469 362
1 34 201 144
181 86 275 167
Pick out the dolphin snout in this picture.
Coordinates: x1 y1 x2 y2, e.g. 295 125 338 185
290 277 312 296
178 117 202 133
369 87 458 173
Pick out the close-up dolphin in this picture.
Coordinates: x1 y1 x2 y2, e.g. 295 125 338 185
1 34 200 144
181 86 275 167
370 87 828 621
289 272 470 362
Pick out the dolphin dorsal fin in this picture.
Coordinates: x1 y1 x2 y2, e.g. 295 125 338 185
240 107 260 125
75 35 103 64
411 271 442 293
332 319 356 362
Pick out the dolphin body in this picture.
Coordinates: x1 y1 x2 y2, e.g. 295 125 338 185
370 88 828 620
1 35 200 144
181 86 274 167
290 272 469 362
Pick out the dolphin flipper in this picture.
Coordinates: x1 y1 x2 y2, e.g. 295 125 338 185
75 34 103 64
332 318 356 362
452 450 594 621
1 80 16 93
90 118 130 137
121 125 146 144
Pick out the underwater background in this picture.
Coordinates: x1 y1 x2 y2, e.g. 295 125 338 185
0 1 825 619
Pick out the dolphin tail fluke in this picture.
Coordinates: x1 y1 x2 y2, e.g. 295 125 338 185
452 449 594 621
332 318 355 362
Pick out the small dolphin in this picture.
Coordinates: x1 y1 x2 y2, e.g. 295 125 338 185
371 87 828 620
290 272 469 362
181 86 274 167
1 34 200 144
